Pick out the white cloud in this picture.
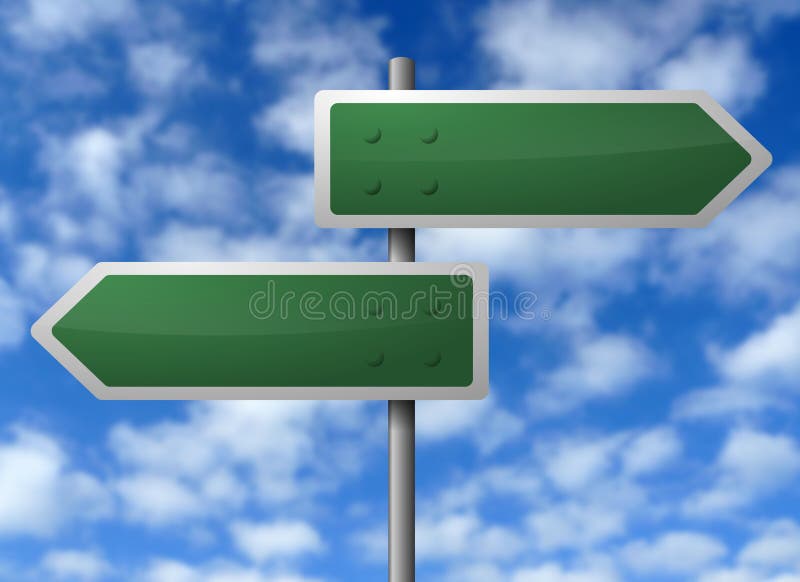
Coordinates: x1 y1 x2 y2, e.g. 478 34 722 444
621 531 727 575
511 559 620 582
535 427 678 495
717 429 800 488
128 42 199 96
739 520 800 570
419 228 647 292
13 244 93 307
478 0 654 89
36 111 260 252
110 401 317 482
0 427 112 537
674 387 786 421
51 127 125 216
141 558 323 582
416 396 524 454
423 464 542 517
109 401 378 526
7 0 134 48
349 524 386 564
416 400 488 440
131 153 245 219
230 520 324 564
442 562 505 582
529 334 656 416
622 427 682 477
716 302 800 383
38 115 156 242
540 434 625 493
684 428 800 516
41 550 112 581
528 502 626 550
657 165 800 302
34 113 286 257
116 473 210 526
138 167 379 264
446 560 620 582
700 566 800 582
675 300 800 419
143 559 199 582
518 427 680 546
477 405 526 454
699 567 763 582
476 0 774 116
0 278 26 349
142 218 377 263
0 189 15 240
142 222 281 261
416 513 526 562
251 0 388 154
651 35 766 114
359 502 530 566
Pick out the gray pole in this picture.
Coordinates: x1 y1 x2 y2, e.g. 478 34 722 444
388 56 415 582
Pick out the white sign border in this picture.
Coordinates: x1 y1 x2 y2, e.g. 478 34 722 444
31 262 489 401
314 89 772 228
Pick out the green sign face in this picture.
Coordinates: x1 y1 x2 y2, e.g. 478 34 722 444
315 90 771 228
31 263 489 400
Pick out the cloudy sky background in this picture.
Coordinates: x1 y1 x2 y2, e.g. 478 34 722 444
0 0 799 580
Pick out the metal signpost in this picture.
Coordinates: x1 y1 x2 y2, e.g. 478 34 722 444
31 261 488 401
315 88 771 228
313 57 771 582
33 55 773 582
387 57 416 582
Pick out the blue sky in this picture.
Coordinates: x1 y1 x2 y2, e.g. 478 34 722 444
0 0 799 580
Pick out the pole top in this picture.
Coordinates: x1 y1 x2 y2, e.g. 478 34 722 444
389 57 415 90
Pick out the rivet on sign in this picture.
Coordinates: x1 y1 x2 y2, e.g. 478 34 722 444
421 128 439 144
364 128 382 144
420 179 439 196
424 351 442 367
364 180 382 195
367 351 385 367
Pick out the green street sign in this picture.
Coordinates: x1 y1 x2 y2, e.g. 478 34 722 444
31 262 489 400
314 90 771 228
